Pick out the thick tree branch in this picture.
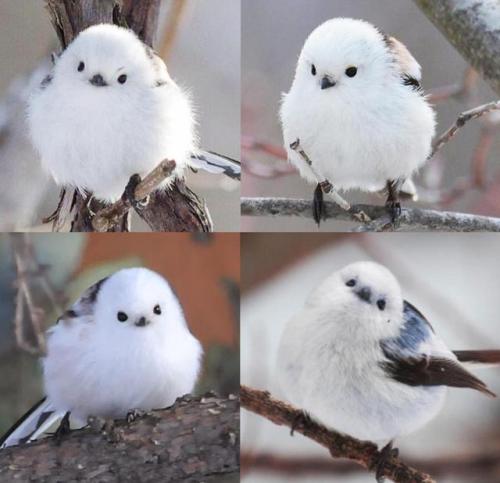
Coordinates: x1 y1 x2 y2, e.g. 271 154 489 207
241 197 500 232
0 393 240 482
45 0 212 232
241 386 434 483
414 0 500 96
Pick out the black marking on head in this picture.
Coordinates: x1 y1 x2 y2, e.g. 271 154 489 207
155 79 168 87
86 276 109 304
40 74 53 89
402 74 421 91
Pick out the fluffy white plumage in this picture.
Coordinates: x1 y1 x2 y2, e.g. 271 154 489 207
1 267 202 448
28 24 196 202
280 18 436 195
277 261 491 443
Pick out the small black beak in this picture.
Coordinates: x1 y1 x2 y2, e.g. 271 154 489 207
321 76 336 90
135 317 150 327
90 74 107 87
355 287 372 304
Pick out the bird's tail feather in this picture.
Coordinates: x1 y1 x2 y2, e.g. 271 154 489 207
454 350 500 368
190 151 241 180
0 398 63 448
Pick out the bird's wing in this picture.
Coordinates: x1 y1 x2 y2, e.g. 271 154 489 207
380 300 495 397
0 398 64 448
190 151 241 180
385 35 422 89
55 276 108 326
380 351 495 397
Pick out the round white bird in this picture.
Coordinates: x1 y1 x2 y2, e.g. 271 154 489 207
28 24 196 203
277 261 495 477
280 18 436 222
1 267 202 447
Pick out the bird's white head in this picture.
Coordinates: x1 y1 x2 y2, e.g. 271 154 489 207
54 24 163 92
93 267 186 335
307 261 404 341
293 18 392 100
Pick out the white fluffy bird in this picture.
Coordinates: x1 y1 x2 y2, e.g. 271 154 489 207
1 267 202 448
280 18 436 224
28 24 239 204
277 261 499 480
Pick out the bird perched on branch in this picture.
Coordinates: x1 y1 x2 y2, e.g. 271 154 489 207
28 24 239 205
0 267 202 448
280 18 435 225
277 261 499 482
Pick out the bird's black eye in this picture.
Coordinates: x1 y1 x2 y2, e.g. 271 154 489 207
345 66 357 78
153 304 161 315
77 62 85 72
377 299 386 311
117 311 128 322
311 64 317 76
118 74 127 84
345 279 356 287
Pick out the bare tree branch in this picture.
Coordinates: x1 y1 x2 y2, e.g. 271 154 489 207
414 0 500 96
241 386 434 483
241 197 500 231
0 393 240 482
9 234 67 355
242 451 500 480
430 100 500 159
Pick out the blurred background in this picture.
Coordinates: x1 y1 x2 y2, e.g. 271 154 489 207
0 0 240 231
0 232 239 436
241 233 500 482
242 0 500 232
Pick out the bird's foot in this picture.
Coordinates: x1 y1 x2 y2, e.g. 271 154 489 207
290 410 312 436
126 409 146 423
122 174 148 211
53 411 71 446
313 183 325 226
373 441 399 483
385 200 401 227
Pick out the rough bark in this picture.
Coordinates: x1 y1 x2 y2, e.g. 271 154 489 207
0 393 240 482
45 0 212 232
414 0 500 95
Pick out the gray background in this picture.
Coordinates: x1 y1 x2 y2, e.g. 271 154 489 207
242 0 500 231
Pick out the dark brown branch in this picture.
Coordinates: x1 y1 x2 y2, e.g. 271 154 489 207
241 386 434 483
44 0 212 232
241 197 500 232
0 393 239 482
242 451 500 479
414 0 500 96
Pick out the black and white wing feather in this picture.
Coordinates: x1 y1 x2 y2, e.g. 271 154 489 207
380 300 496 397
190 151 241 180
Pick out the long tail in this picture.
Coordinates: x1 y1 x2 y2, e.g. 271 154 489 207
454 350 500 368
0 398 63 448
190 151 241 180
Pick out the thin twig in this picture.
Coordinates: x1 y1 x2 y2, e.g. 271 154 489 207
241 197 500 231
91 159 176 232
241 386 435 483
430 100 500 159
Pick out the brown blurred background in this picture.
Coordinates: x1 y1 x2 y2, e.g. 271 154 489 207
0 232 239 435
